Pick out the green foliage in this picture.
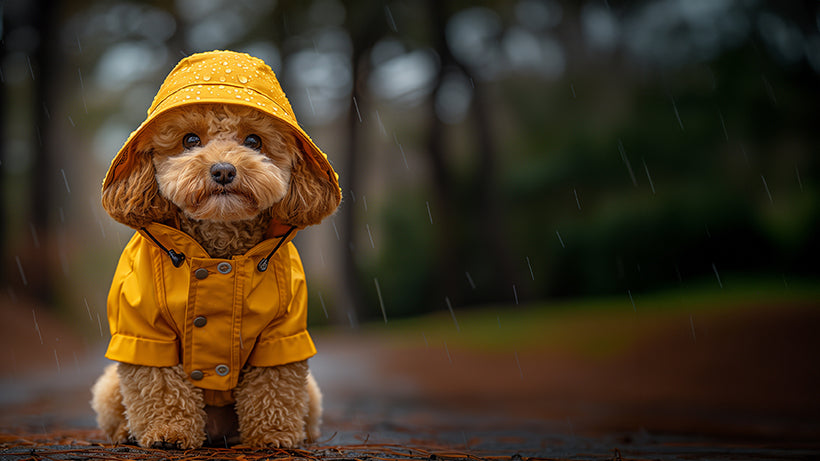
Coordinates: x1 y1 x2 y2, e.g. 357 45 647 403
366 38 819 318
359 189 438 319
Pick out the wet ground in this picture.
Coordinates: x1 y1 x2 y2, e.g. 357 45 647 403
1 295 819 460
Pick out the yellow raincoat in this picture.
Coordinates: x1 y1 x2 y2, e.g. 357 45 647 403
101 51 340 406
105 223 314 406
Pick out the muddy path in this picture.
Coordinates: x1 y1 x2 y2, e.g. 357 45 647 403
1 298 818 460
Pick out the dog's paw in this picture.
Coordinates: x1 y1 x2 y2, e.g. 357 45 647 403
306 424 321 444
150 440 181 450
242 429 305 449
111 423 132 445
138 424 204 450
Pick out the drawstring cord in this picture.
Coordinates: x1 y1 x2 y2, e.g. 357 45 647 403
141 225 295 272
141 227 186 267
257 226 296 272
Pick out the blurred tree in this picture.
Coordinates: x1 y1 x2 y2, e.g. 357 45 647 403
0 3 6 285
425 0 516 304
340 2 387 322
29 0 61 304
1 0 66 305
427 0 515 302
425 0 463 304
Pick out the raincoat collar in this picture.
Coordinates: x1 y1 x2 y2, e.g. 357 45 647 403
138 222 297 263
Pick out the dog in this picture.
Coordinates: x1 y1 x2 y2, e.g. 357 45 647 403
90 51 341 449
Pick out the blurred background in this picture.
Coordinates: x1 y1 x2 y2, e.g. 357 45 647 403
1 0 819 452
2 0 817 328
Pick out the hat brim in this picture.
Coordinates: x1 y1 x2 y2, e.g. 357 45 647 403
102 91 340 196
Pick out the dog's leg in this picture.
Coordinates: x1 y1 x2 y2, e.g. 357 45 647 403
305 371 323 443
90 363 131 443
234 361 309 448
117 363 207 449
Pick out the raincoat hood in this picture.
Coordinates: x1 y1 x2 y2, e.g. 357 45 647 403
102 50 340 199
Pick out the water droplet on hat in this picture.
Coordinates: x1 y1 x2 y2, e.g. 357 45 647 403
219 76 226 82
225 68 232 74
203 75 211 81
239 76 248 84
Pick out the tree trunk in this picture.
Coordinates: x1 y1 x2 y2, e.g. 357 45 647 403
426 0 516 305
341 48 366 324
0 8 7 285
339 5 385 323
425 0 461 303
26 0 61 304
469 74 518 302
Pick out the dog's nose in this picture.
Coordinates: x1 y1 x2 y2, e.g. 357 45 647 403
210 163 236 185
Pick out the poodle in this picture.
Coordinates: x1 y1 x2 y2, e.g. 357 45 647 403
90 51 340 449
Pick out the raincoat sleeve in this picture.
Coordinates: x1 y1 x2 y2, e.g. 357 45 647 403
105 233 180 367
246 242 316 367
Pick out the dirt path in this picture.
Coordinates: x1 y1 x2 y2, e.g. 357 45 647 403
1 298 818 460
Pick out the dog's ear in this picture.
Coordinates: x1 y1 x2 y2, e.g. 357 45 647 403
101 150 177 229
270 151 341 228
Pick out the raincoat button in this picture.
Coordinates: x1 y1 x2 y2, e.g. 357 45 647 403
215 364 230 376
191 370 204 380
193 316 207 327
217 262 232 274
195 268 209 279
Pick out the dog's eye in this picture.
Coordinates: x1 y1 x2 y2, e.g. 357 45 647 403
243 134 262 151
182 133 201 149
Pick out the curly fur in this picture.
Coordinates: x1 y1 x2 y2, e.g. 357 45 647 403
178 212 269 259
270 152 340 228
90 364 131 444
117 363 208 449
93 103 333 448
101 152 178 229
234 361 309 448
305 370 323 442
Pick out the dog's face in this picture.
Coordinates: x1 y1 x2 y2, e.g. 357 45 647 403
149 104 295 222
102 103 340 229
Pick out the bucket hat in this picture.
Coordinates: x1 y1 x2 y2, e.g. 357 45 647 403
102 50 340 198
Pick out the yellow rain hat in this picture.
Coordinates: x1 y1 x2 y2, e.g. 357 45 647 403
102 50 340 196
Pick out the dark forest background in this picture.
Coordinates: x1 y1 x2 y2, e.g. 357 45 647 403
1 0 817 327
